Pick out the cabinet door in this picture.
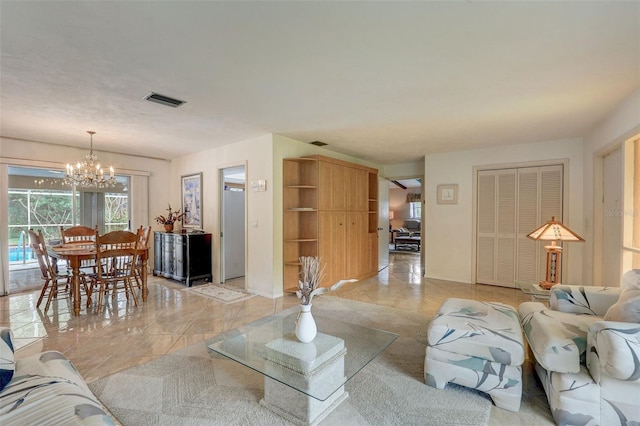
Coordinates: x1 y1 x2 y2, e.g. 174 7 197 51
346 167 368 212
346 212 368 278
162 234 175 276
318 162 346 211
153 232 163 274
174 234 185 279
318 211 346 285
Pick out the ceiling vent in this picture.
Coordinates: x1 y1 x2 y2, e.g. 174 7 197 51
143 92 187 108
310 141 328 147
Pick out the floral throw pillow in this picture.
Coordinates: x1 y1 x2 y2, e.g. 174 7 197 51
0 327 15 392
604 269 640 323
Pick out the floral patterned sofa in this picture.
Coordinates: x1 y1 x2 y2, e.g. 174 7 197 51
0 328 114 425
518 271 640 426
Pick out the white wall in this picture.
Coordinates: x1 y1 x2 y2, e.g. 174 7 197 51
583 88 640 285
424 138 584 284
170 134 275 297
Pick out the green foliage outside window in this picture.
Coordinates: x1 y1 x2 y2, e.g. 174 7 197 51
8 189 128 246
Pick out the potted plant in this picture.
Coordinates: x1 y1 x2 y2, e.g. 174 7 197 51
154 204 184 232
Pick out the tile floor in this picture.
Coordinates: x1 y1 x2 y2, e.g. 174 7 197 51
1 253 553 425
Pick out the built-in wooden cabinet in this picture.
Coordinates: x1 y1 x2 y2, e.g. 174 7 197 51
283 155 378 292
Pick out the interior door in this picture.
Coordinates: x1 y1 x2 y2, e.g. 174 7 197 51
603 147 623 286
377 176 390 270
220 165 246 284
223 190 245 280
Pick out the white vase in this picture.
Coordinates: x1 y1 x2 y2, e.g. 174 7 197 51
295 304 317 343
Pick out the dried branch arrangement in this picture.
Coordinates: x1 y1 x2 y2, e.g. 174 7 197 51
296 256 357 305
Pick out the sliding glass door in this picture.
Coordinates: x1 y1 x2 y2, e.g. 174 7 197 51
7 165 129 271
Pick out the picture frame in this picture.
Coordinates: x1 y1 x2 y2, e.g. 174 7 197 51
181 172 203 228
437 184 458 205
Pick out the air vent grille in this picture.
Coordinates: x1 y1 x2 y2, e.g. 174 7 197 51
143 92 186 108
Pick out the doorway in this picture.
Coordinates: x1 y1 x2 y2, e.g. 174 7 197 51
219 165 246 288
388 177 423 256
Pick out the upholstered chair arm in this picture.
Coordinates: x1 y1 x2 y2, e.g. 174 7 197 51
587 321 640 383
550 285 621 316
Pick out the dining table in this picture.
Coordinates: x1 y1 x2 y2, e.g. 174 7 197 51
49 242 149 316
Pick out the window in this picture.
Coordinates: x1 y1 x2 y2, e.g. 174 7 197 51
409 202 421 219
7 166 129 268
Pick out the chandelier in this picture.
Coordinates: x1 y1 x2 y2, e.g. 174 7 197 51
65 131 117 188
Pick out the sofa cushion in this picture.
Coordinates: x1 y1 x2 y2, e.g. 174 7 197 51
519 302 600 373
428 298 524 366
0 351 114 425
0 328 14 392
604 269 640 323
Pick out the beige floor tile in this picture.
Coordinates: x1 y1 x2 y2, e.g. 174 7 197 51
4 253 552 425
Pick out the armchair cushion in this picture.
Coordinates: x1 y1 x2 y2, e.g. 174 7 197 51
519 302 599 373
587 321 640 382
604 269 640 323
550 285 621 317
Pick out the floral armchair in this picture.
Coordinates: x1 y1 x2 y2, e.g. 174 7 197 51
518 271 640 426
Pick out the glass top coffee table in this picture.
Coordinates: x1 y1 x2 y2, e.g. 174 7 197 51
515 280 551 300
207 311 398 424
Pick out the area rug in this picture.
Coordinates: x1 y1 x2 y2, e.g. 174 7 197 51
184 283 254 304
88 297 491 425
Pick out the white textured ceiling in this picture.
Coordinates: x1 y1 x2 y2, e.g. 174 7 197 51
1 1 639 165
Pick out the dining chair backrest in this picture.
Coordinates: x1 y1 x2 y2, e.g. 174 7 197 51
60 225 97 245
136 225 152 249
94 230 139 279
28 228 55 280
94 230 140 313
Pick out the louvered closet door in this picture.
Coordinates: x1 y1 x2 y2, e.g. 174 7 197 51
477 165 563 287
477 172 496 283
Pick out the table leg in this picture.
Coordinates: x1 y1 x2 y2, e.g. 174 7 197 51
141 257 148 302
70 258 81 316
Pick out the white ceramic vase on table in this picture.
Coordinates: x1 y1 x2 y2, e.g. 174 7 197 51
295 304 317 343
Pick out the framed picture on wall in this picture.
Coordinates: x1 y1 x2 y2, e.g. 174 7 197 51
437 184 458 205
181 172 202 228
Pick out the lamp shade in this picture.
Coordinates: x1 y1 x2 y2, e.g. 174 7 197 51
527 216 584 242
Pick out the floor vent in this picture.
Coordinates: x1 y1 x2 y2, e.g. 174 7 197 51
143 92 187 108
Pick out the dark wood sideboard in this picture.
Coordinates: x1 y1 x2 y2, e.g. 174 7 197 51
153 231 212 286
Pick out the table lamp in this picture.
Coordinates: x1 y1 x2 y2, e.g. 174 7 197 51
527 216 584 290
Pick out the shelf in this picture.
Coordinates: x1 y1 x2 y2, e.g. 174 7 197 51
285 185 317 189
287 208 317 211
284 261 302 266
285 239 318 243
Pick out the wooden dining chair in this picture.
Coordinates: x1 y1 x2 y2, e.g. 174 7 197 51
60 225 98 245
29 229 91 311
134 226 152 290
93 230 140 314
60 225 99 273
